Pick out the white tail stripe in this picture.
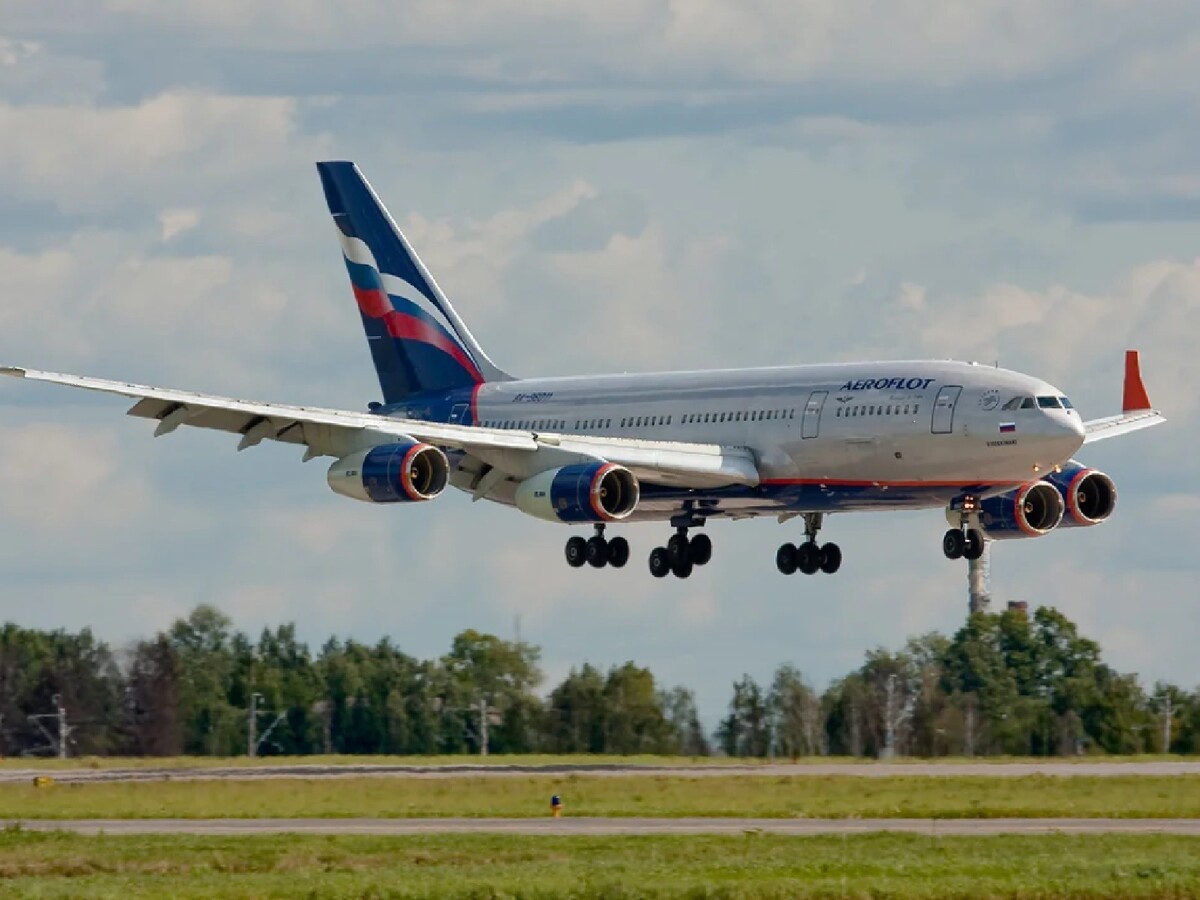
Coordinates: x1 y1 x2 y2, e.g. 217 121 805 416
337 230 466 349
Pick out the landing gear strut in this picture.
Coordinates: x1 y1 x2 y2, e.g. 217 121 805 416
943 497 985 561
649 525 712 579
565 525 629 570
777 513 842 576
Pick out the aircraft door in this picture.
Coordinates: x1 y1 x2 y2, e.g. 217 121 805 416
931 385 962 434
801 390 827 439
448 403 469 425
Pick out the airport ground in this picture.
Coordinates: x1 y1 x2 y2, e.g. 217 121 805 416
2 759 1198 898
0 831 1198 899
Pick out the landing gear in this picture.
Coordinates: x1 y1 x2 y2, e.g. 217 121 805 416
649 525 712 579
566 526 629 569
777 513 842 576
943 497 986 562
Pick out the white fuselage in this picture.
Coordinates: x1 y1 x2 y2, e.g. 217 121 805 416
407 359 1087 521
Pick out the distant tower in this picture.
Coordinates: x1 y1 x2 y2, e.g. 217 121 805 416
967 542 991 615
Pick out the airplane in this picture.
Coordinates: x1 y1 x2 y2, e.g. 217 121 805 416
1 161 1166 580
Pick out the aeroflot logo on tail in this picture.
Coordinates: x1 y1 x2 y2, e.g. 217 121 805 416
839 377 937 391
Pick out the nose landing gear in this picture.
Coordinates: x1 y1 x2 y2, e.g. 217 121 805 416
777 513 841 576
944 497 986 561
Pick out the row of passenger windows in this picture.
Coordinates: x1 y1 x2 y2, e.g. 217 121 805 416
836 403 919 418
479 409 798 432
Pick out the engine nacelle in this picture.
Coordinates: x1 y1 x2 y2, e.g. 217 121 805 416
327 441 449 503
975 481 1065 540
515 462 639 523
1042 461 1117 527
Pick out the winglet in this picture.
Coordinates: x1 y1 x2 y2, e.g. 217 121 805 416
0 366 27 378
1122 350 1152 413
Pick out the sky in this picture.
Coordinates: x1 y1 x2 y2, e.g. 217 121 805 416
1 1 1198 725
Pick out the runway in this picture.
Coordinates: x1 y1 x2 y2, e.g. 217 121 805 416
9 817 1200 836
1 760 1197 784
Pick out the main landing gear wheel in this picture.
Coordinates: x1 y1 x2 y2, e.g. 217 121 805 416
796 541 821 575
649 546 670 578
650 525 712 578
586 535 608 568
607 536 630 568
777 513 842 576
565 536 587 568
819 542 842 574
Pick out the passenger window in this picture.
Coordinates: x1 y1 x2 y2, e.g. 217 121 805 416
913 404 920 414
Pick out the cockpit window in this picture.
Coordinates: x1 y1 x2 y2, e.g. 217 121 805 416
1059 396 1074 409
1001 397 1023 411
1020 397 1036 409
1037 396 1062 409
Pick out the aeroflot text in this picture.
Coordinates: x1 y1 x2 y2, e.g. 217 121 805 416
839 377 937 391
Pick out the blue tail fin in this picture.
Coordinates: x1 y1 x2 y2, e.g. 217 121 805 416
317 161 510 403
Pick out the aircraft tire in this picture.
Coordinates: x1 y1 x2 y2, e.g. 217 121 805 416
649 546 670 578
608 536 630 568
672 556 694 579
565 536 587 568
964 529 985 560
797 541 821 575
942 529 966 560
776 542 798 575
819 542 842 574
667 533 690 567
586 535 609 568
689 533 712 566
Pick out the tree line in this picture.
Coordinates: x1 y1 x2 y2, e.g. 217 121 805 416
0 604 1196 758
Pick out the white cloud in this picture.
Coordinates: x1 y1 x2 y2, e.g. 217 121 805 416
159 208 200 242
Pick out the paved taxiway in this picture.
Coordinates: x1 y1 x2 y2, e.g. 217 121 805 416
9 817 1200 836
1 761 1197 784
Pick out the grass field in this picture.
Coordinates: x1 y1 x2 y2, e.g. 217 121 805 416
2 775 1198 820
0 830 1197 899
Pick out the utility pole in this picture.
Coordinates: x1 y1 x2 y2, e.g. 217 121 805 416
881 675 897 760
247 692 262 758
968 543 991 615
1162 694 1174 753
478 698 489 757
55 696 69 759
31 694 71 759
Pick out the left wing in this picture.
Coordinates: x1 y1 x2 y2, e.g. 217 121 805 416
1082 350 1165 444
0 366 759 489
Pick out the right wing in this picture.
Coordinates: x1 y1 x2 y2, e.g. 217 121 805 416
1081 350 1166 444
0 366 759 489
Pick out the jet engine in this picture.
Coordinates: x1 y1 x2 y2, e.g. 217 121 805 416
515 462 639 523
327 441 449 503
1041 461 1117 527
975 481 1065 539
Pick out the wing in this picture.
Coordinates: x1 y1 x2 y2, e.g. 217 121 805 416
0 366 759 489
1082 350 1166 444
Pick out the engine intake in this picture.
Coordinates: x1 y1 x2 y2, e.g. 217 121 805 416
1043 462 1117 527
327 441 449 503
977 481 1065 540
515 462 639 523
